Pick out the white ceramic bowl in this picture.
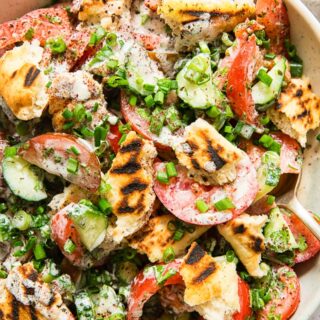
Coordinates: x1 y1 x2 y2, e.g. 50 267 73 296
1 0 320 319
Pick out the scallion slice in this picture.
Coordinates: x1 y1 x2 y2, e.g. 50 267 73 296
214 197 235 211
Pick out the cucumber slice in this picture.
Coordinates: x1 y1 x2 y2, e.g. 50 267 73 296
2 156 47 201
252 57 287 105
177 53 224 109
264 207 298 253
68 203 107 252
255 151 281 201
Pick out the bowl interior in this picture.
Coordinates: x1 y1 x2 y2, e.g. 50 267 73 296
0 0 320 318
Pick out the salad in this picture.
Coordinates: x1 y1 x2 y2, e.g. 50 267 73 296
0 0 319 319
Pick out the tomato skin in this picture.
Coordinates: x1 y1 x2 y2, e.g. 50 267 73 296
226 35 259 126
284 212 320 263
51 206 84 266
144 0 159 11
20 133 101 192
233 278 252 320
0 5 71 50
127 260 183 320
133 33 161 51
256 0 290 54
107 124 122 153
257 266 300 320
120 91 176 151
153 156 258 225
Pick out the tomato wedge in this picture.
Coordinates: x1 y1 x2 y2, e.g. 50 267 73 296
256 0 290 54
51 207 85 267
20 133 101 192
284 211 320 263
127 260 183 320
153 155 258 225
257 266 300 320
0 5 72 50
107 124 122 153
270 132 302 174
226 35 260 126
120 91 180 151
233 278 252 320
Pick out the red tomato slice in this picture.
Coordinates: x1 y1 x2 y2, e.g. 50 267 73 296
0 5 72 50
153 155 258 225
120 91 179 151
284 212 320 263
51 206 85 266
226 35 260 126
107 124 122 153
270 132 302 174
257 266 300 320
127 260 183 320
20 133 101 192
133 33 162 51
256 0 290 54
233 278 252 320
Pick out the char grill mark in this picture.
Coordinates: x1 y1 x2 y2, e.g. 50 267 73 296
120 140 142 153
207 142 225 169
111 160 141 174
233 223 246 234
11 296 20 320
121 180 148 195
24 66 40 87
185 243 205 265
191 158 200 170
27 270 38 282
193 262 216 284
251 236 264 253
30 306 39 320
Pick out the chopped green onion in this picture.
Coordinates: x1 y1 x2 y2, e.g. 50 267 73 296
62 109 73 119
63 122 74 130
33 243 46 260
85 111 93 122
206 105 221 118
12 210 32 231
64 239 76 254
264 53 276 60
36 206 45 214
106 33 117 46
129 95 137 106
214 197 235 211
144 95 155 108
98 198 112 214
224 125 233 133
143 83 155 92
199 41 210 53
221 32 233 47
24 27 34 40
166 106 182 132
16 122 29 136
119 123 131 134
260 115 270 126
46 81 52 88
69 146 80 156
66 158 79 174
157 171 169 184
46 37 67 54
154 91 164 105
259 134 274 148
94 126 108 147
173 229 184 241
93 102 99 112
317 134 320 142
0 203 7 213
106 59 118 70
163 247 175 263
89 26 106 46
166 162 177 178
226 250 235 262
257 68 273 87
80 126 94 138
195 199 209 213
141 14 149 25
240 124 255 140
4 146 17 158
118 134 127 145
267 195 275 205
290 62 303 78
150 107 165 135
74 103 86 122
0 270 7 278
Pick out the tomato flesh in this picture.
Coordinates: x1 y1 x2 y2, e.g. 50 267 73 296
256 0 290 54
127 260 183 320
233 278 252 320
284 212 320 263
257 266 300 320
20 133 101 192
153 155 258 225
51 207 84 266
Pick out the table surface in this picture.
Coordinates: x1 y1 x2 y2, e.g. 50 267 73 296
304 2 320 318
